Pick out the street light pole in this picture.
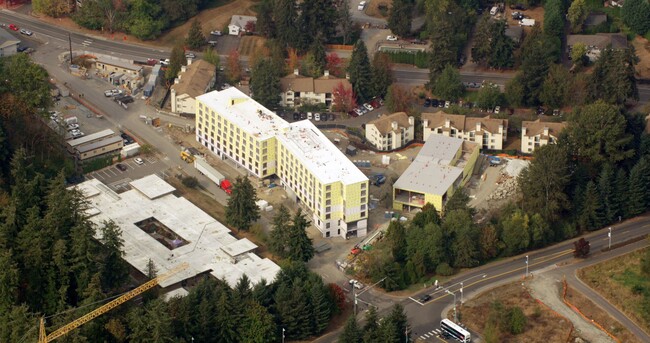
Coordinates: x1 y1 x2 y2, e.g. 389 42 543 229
354 277 387 316
525 255 529 279
446 290 457 322
460 282 464 304
608 227 612 250
282 328 285 343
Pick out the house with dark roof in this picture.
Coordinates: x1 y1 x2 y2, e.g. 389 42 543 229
279 69 351 108
171 59 216 114
365 112 415 150
521 119 566 153
567 33 627 62
422 111 509 150
0 29 19 57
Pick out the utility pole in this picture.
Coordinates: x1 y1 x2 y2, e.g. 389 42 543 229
608 227 612 250
68 33 73 68
460 282 463 304
354 277 387 316
282 328 285 343
525 255 529 279
446 290 457 322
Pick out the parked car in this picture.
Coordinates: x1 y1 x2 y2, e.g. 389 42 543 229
8 24 18 31
300 112 307 120
71 131 84 138
116 163 127 171
349 279 364 289
353 108 364 116
424 98 432 107
314 113 321 121
104 89 121 97
348 110 358 118
494 106 501 114
431 99 440 107
363 103 374 111
438 100 445 108
210 30 223 36
134 157 144 165
386 35 398 41
19 29 33 36
67 123 79 130
293 112 300 120
444 101 451 108
160 59 170 66
185 52 196 59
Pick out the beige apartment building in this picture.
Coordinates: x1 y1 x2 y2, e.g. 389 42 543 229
280 70 351 108
422 112 508 150
365 112 415 151
521 119 567 153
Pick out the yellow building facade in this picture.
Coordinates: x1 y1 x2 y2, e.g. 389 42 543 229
196 88 368 238
393 135 479 213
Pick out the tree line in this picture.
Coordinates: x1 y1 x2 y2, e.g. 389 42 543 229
339 305 410 343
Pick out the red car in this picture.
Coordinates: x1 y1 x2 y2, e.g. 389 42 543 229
8 24 18 31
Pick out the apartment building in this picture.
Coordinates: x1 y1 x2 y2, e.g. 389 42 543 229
365 112 415 151
422 111 508 150
280 69 351 108
521 119 567 153
196 88 369 238
393 135 479 213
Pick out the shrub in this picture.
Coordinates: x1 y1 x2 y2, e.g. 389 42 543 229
435 262 454 276
182 176 199 188
507 306 527 334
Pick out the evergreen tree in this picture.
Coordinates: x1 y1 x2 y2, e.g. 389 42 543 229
432 64 464 101
588 48 639 105
362 307 381 342
540 64 571 109
386 221 407 263
567 0 588 33
339 315 362 343
488 20 514 69
308 39 328 77
518 26 554 105
371 53 394 98
447 210 481 267
185 19 205 50
269 205 291 258
99 220 129 292
255 0 275 38
225 176 260 232
501 210 531 256
251 57 281 109
579 181 605 231
627 159 649 217
411 203 441 228
529 213 552 248
598 164 617 223
311 284 331 334
621 0 650 35
287 208 315 262
298 0 338 49
241 302 277 343
0 250 18 313
273 0 298 48
165 44 187 81
347 40 373 102
614 169 628 220
388 0 414 37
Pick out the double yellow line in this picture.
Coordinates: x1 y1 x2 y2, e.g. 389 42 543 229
429 249 574 304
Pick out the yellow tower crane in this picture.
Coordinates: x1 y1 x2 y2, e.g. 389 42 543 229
38 262 189 343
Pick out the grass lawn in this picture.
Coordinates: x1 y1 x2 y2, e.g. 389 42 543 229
578 246 650 334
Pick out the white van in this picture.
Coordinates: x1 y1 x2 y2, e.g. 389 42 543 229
307 112 313 120
490 6 498 15
314 113 321 121
358 1 366 10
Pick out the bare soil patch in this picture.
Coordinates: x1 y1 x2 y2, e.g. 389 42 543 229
238 36 266 56
155 0 255 47
632 36 650 79
578 246 650 335
505 6 545 34
565 285 642 343
365 0 392 19
461 281 573 343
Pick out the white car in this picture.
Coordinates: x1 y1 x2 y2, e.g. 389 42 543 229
494 106 501 114
67 123 79 130
104 89 121 97
349 279 364 289
134 157 144 165
160 59 170 66
314 113 321 121
71 131 84 138
444 101 451 108
185 52 196 59
386 35 398 41
353 108 364 116
210 30 222 36
19 29 33 36
363 103 374 111
358 1 366 10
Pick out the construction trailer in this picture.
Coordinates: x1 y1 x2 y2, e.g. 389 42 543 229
194 157 226 185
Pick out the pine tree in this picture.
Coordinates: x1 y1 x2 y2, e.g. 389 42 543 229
500 210 530 256
269 205 291 258
339 315 362 343
273 0 298 48
432 64 464 101
251 57 281 109
241 302 277 343
165 44 187 81
347 40 373 102
215 291 238 343
225 176 260 232
386 221 407 263
186 19 205 50
614 169 628 220
621 0 650 36
287 208 315 262
99 220 129 292
372 53 394 97
255 0 275 38
627 160 648 217
0 250 18 313
388 0 414 37
362 307 381 342
598 164 617 223
411 203 441 228
579 181 605 231
567 0 588 33
311 285 331 334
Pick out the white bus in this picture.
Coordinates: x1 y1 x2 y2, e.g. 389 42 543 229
440 319 471 342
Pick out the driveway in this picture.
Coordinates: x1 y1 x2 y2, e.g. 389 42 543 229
349 0 388 26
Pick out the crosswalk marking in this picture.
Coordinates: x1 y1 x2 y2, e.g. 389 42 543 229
81 39 93 46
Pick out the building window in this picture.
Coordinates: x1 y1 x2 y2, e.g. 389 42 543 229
360 211 366 217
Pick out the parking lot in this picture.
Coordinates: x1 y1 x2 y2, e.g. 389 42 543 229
86 156 165 193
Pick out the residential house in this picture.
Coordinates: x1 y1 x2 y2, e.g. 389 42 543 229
196 87 369 238
393 135 479 213
365 112 415 151
171 59 216 114
280 69 351 108
0 29 19 57
567 33 627 62
229 15 257 36
521 119 567 153
422 111 508 150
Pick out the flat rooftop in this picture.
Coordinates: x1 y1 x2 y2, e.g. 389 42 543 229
76 135 122 154
197 88 289 140
278 120 368 185
393 135 466 196
67 129 115 147
96 56 142 71
73 176 280 288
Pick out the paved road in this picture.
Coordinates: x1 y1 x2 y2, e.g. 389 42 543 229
314 216 650 343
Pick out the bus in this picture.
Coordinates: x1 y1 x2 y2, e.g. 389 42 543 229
440 319 471 342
